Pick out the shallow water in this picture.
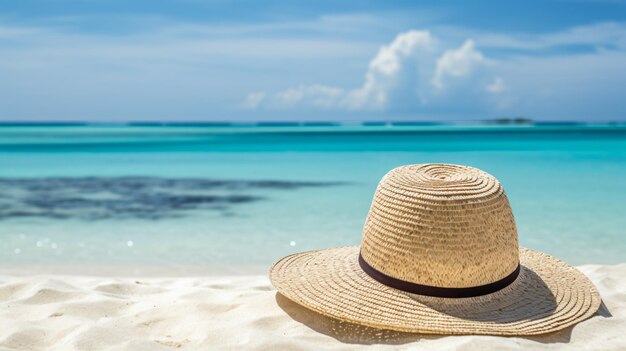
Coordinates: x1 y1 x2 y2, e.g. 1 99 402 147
1 124 625 275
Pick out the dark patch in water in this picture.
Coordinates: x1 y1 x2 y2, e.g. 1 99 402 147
0 177 345 220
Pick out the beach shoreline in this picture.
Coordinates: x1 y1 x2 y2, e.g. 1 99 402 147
0 264 624 350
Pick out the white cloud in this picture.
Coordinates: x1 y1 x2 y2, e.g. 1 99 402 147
239 30 435 110
3 14 626 121
432 40 484 91
275 85 345 108
247 31 497 111
241 92 266 109
245 30 438 111
486 76 506 94
343 30 435 109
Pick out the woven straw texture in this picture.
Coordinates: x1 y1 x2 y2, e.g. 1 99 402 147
269 163 601 335
270 246 600 335
361 164 519 288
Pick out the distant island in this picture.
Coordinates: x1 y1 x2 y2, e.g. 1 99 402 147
484 117 534 125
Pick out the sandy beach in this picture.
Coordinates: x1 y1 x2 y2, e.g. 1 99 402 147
0 264 623 351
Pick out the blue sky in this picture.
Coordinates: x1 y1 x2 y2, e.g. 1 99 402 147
1 0 626 121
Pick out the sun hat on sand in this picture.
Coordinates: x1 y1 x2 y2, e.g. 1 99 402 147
270 163 601 335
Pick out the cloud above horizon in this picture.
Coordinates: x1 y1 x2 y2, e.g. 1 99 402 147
432 39 485 91
0 4 626 121
243 31 504 112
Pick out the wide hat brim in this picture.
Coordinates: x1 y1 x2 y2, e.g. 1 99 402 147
269 246 601 335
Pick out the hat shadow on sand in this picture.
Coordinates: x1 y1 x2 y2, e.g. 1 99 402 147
275 286 611 346
404 267 556 322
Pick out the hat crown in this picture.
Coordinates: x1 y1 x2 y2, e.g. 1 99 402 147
360 164 519 289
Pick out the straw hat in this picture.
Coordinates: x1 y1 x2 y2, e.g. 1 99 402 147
270 164 601 335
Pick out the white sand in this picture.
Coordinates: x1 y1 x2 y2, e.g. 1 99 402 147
0 264 624 351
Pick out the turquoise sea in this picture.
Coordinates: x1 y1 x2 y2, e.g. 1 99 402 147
1 123 625 275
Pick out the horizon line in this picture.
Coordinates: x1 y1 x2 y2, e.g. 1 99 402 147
0 119 625 127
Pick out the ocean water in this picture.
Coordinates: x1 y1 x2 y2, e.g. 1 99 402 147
1 123 625 275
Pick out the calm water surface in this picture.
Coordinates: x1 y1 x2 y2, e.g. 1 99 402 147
1 124 625 275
